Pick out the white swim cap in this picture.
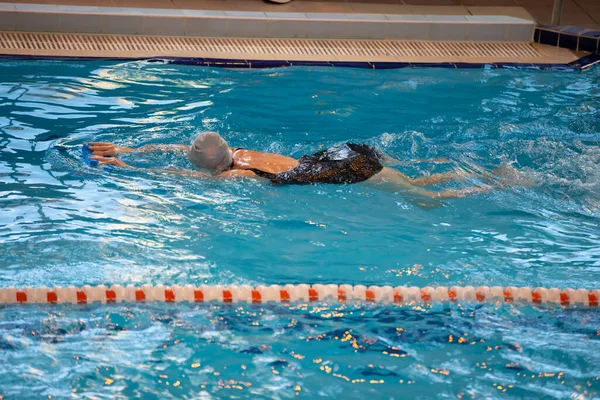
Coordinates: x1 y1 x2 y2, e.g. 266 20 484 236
187 132 232 172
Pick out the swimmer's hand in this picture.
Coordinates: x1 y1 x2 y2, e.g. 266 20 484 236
90 156 131 168
88 142 134 156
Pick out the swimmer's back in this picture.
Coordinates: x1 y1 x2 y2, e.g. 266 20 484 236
231 149 298 175
249 143 384 185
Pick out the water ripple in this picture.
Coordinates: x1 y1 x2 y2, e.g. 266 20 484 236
0 61 599 397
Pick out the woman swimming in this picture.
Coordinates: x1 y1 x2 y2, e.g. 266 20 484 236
87 131 487 201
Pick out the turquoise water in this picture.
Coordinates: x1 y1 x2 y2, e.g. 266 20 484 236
0 60 599 398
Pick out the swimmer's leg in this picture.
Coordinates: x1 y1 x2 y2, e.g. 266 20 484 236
368 167 489 207
408 170 471 186
408 164 535 188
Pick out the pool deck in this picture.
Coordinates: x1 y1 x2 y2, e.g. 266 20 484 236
0 32 581 65
0 0 595 66
3 0 598 30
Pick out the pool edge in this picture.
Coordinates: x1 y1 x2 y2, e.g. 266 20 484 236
0 52 597 71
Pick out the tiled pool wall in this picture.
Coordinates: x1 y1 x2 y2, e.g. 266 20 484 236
535 25 600 54
0 3 535 42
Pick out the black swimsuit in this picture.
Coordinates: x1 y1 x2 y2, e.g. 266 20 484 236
248 143 384 185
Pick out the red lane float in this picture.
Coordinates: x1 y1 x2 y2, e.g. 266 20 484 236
0 285 598 307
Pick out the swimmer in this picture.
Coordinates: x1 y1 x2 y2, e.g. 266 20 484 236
87 132 489 203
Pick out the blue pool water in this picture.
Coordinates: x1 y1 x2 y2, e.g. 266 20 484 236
0 60 599 398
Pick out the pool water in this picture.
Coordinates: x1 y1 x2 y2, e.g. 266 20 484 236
0 60 599 398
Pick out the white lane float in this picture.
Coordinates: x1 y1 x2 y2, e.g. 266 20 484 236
0 285 598 307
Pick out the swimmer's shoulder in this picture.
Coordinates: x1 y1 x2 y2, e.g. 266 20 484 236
232 149 263 157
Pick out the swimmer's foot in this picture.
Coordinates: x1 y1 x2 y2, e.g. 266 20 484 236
484 165 538 187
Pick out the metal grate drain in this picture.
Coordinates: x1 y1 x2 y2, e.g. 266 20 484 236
0 32 541 60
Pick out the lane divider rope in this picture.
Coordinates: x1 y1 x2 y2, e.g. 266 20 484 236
0 285 598 307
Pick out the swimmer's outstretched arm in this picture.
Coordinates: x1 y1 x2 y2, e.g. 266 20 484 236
149 168 259 179
88 142 187 157
90 156 260 180
92 155 207 175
